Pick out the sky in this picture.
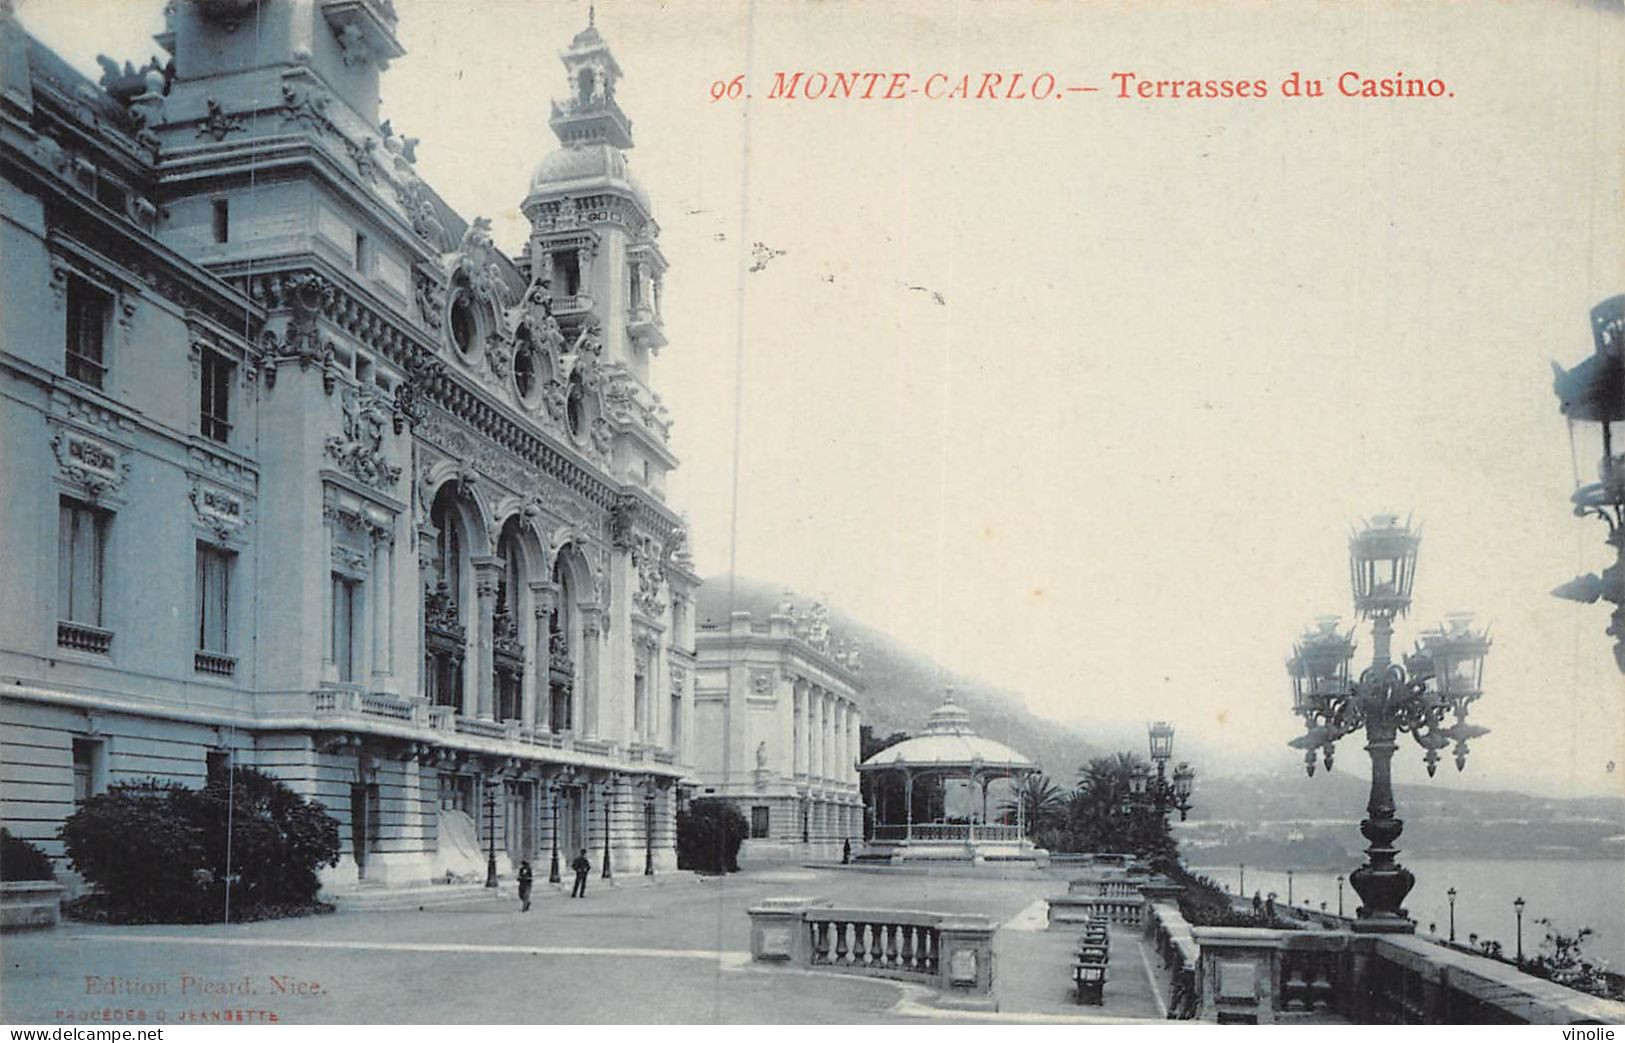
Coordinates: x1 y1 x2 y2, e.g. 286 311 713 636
16 0 1624 800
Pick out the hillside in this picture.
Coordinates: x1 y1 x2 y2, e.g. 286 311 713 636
696 574 1101 780
1179 770 1625 864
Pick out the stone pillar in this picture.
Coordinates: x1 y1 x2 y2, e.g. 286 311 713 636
822 692 834 781
530 581 559 731
472 557 501 719
792 681 805 776
580 605 603 737
812 685 825 776
371 534 393 683
936 915 998 1010
849 705 861 784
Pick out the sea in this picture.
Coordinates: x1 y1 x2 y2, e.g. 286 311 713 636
1191 858 1625 971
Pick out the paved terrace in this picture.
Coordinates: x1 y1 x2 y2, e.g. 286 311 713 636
1 865 1166 1024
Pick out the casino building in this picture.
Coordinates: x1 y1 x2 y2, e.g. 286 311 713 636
0 0 698 892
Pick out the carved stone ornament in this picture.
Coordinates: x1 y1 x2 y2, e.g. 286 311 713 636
609 493 637 550
189 479 249 543
413 268 445 330
450 218 510 307
281 82 338 137
630 533 667 617
196 97 245 141
669 664 686 696
51 429 129 500
750 669 775 696
325 386 401 490
392 352 443 434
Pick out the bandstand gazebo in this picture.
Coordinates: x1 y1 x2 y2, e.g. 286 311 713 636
858 688 1047 865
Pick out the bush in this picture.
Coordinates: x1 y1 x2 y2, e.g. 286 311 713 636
1 828 57 881
676 799 749 873
59 769 340 923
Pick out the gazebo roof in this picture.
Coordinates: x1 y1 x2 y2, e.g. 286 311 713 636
860 688 1038 772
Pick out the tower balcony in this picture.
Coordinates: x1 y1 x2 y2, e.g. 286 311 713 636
551 293 596 320
627 304 666 350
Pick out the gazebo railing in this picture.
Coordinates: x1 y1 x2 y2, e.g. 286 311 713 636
866 823 1027 843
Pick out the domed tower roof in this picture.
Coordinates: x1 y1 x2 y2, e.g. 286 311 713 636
526 11 648 217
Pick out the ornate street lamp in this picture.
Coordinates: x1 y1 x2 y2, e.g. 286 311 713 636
1286 514 1491 933
1336 874 1345 917
1148 721 1175 763
602 782 614 880
1130 722 1196 820
1128 762 1149 798
549 785 562 884
484 778 499 888
1514 896 1527 964
1447 886 1457 942
1551 294 1625 674
1171 762 1195 821
643 781 655 876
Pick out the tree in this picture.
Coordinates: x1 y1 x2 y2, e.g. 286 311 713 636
1526 919 1619 999
675 799 749 873
998 774 1067 836
59 769 339 923
1 829 56 881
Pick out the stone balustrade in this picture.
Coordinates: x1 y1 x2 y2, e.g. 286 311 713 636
747 897 997 1011
1144 901 1200 1019
1186 925 1625 1025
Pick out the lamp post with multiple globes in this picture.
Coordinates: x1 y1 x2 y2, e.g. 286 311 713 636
1550 295 1625 674
1127 721 1196 821
1287 514 1492 933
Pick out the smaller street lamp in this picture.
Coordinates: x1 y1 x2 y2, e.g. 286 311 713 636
1336 875 1345 917
1148 721 1175 763
484 778 499 888
1447 887 1457 942
602 781 614 880
643 781 655 876
1128 763 1149 797
1287 869 1294 907
1514 896 1527 964
1171 762 1195 821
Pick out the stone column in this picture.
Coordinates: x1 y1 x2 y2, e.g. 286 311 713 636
530 581 559 732
472 557 501 719
792 681 805 777
810 688 823 784
822 692 834 781
370 533 393 684
850 709 861 784
580 605 603 737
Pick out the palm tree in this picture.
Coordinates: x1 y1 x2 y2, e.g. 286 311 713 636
999 774 1067 836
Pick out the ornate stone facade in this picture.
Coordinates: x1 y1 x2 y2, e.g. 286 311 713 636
692 605 865 860
0 3 696 892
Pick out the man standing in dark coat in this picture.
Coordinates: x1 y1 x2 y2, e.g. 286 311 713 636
570 848 591 898
517 859 534 912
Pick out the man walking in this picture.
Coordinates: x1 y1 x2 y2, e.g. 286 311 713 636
517 859 534 912
570 848 591 898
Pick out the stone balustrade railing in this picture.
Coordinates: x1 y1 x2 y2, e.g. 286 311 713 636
1144 901 1200 1019
748 898 997 1011
1187 925 1625 1025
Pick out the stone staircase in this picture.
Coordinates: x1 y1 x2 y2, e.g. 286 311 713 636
326 879 512 913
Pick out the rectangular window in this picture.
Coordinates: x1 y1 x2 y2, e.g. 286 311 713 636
72 738 105 808
751 806 770 839
670 693 682 750
354 231 370 274
332 574 361 683
555 251 580 296
206 750 231 785
58 499 106 627
65 276 111 389
633 672 647 738
196 543 232 654
200 350 232 443
212 199 230 244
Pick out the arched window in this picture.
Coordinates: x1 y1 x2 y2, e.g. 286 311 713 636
548 550 575 732
494 519 526 722
425 486 468 711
